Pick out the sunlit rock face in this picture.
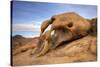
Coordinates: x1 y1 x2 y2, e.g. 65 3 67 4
50 12 91 49
32 12 91 56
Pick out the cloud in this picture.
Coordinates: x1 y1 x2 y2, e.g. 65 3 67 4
23 34 40 38
12 23 40 32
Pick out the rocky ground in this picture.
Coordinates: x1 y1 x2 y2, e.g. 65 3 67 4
12 35 97 66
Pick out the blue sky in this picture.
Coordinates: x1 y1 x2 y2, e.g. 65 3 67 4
12 1 97 38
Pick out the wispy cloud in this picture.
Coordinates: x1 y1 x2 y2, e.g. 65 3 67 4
24 34 40 38
12 23 40 32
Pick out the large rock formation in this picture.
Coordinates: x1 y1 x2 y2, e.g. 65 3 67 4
12 12 97 66
32 12 91 56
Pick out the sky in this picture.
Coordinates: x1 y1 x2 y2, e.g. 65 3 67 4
11 1 97 38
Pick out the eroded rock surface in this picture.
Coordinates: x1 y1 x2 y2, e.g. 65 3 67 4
12 12 97 66
12 35 97 66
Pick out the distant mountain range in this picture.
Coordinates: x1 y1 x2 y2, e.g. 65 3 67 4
12 35 37 50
